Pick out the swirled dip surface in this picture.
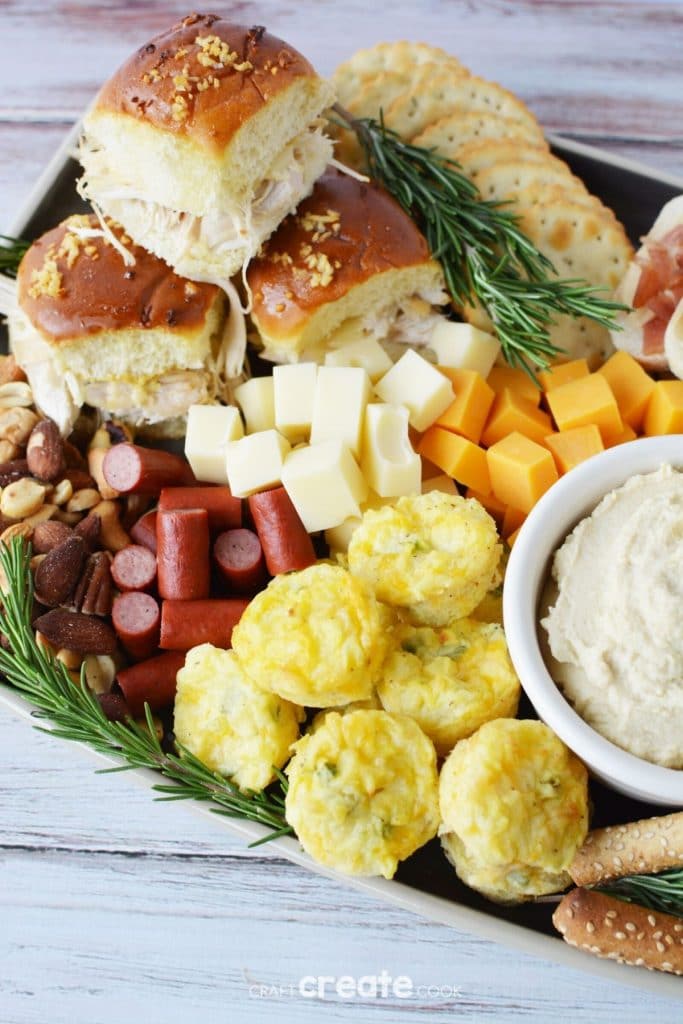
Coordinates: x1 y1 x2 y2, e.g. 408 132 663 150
542 464 683 768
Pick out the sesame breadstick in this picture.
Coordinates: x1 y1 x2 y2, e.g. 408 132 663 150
553 888 683 975
569 812 683 887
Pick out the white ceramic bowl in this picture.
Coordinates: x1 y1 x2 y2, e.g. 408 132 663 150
503 434 683 806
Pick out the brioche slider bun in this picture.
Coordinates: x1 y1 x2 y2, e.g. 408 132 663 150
10 215 236 437
247 169 447 362
79 15 335 290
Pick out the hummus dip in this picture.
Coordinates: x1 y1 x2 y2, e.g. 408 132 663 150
542 464 683 769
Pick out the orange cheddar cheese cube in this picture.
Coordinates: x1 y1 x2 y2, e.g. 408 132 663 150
546 373 623 446
643 380 683 435
465 487 506 528
597 350 655 430
486 432 558 513
486 366 541 406
538 358 589 392
609 422 638 446
418 427 490 493
502 504 526 538
544 424 604 474
481 389 553 447
435 369 495 443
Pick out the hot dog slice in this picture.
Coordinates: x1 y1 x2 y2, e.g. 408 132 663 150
116 650 185 717
156 508 210 601
160 598 248 651
159 486 241 533
213 528 266 592
130 509 158 554
102 444 195 495
112 591 161 660
111 544 157 593
248 487 316 576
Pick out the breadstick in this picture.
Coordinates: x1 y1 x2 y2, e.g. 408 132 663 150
553 888 683 975
569 812 683 887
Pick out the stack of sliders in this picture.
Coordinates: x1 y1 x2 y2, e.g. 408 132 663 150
3 14 338 437
332 41 634 366
553 811 683 975
246 168 461 365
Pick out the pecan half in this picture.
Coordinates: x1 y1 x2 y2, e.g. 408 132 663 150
34 536 87 607
26 419 66 482
72 552 113 616
33 608 117 655
32 520 74 554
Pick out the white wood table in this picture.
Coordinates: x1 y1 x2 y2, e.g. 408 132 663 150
1 2 683 1020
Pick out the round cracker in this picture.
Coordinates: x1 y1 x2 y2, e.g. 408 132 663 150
413 110 547 156
333 41 462 105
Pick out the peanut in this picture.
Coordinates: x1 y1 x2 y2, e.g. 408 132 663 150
30 553 48 571
83 654 117 695
87 447 119 500
0 441 21 463
51 479 73 506
0 408 39 446
23 503 57 528
52 510 83 526
88 427 112 452
66 488 101 513
0 382 34 409
91 500 130 552
56 648 83 671
1 478 45 519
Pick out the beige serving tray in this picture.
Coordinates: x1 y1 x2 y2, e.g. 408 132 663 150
2 121 683 1001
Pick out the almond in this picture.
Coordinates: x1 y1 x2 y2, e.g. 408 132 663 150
74 512 102 552
33 608 117 655
26 419 66 482
63 441 88 472
0 459 30 487
72 552 113 616
34 535 87 607
33 520 74 554
64 468 97 491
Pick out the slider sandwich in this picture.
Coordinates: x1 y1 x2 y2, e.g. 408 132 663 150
78 14 335 376
247 168 449 364
9 214 236 437
553 811 683 975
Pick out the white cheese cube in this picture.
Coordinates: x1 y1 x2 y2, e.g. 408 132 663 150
422 473 458 496
325 515 362 554
324 335 393 383
233 377 275 434
225 429 291 498
273 363 317 443
374 349 453 432
429 321 501 377
310 366 370 456
360 403 421 497
184 404 244 484
282 440 368 533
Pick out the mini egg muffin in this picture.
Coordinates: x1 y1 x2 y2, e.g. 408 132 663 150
377 620 520 756
439 719 589 902
347 492 502 626
231 562 391 706
286 709 440 877
174 644 303 793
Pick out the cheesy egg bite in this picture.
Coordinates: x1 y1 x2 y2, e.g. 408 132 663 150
347 492 502 626
174 644 303 793
439 719 589 902
286 709 440 877
377 620 520 756
231 563 391 706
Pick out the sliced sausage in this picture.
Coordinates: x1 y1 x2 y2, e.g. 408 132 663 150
213 529 266 593
156 507 210 601
111 544 157 593
130 509 158 554
116 651 185 717
248 487 316 576
159 598 248 651
112 591 161 661
159 486 241 533
102 444 195 495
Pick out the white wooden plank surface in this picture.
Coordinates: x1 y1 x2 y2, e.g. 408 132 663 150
1 2 683 1021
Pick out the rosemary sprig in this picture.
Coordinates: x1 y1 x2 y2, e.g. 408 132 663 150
340 110 628 375
597 868 683 920
0 537 291 847
0 234 29 278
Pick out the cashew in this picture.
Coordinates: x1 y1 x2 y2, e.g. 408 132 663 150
56 648 83 671
1 478 46 519
0 382 34 409
91 500 130 552
88 427 112 452
23 503 57 528
66 488 101 513
0 408 40 446
35 630 56 657
52 510 83 526
87 447 119 500
83 654 117 695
